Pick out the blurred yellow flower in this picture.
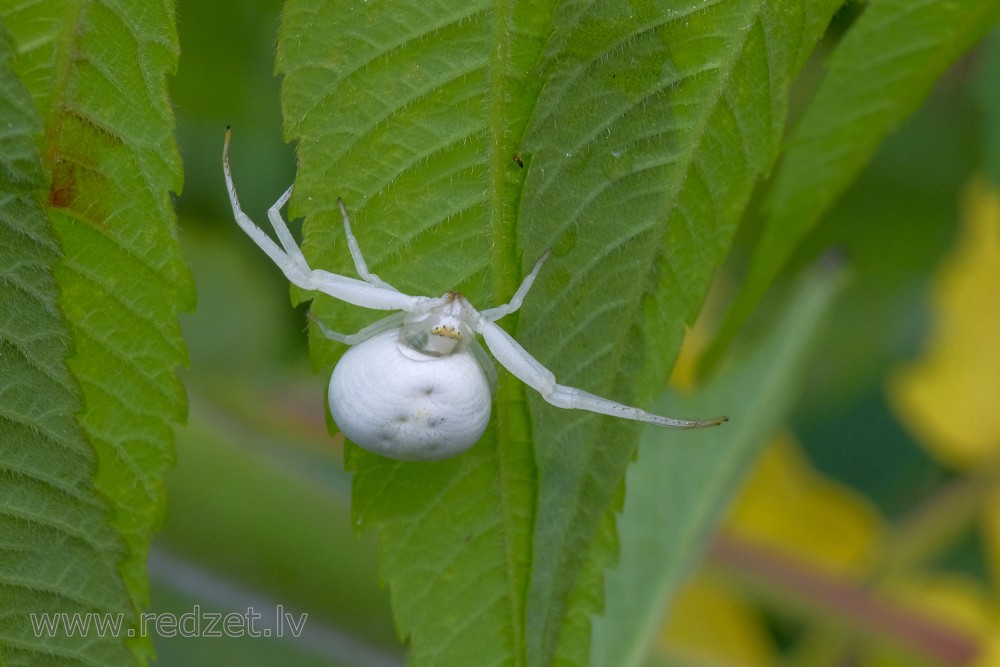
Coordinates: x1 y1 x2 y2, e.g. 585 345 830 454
658 570 776 667
889 177 1000 469
726 432 882 577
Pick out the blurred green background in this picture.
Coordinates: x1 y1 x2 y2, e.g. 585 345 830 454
153 0 1000 664
153 1 400 664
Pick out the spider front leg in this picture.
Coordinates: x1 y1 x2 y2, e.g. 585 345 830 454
265 185 309 268
337 198 398 291
477 319 727 428
224 130 310 284
480 249 553 322
223 128 422 312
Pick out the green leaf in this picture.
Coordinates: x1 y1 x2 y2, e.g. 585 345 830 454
712 0 1000 367
272 1 840 665
518 4 842 663
591 259 847 667
0 23 136 666
1 1 193 662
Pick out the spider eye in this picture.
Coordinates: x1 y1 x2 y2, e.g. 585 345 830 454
401 310 474 357
430 324 462 341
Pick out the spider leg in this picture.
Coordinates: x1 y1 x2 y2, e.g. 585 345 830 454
477 319 727 428
470 340 498 396
224 130 311 283
310 311 406 345
480 249 552 322
224 128 423 312
337 198 399 291
266 185 307 266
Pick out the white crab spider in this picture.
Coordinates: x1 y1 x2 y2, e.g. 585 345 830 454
223 129 726 461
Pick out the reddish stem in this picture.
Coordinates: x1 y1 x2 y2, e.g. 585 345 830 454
708 533 980 665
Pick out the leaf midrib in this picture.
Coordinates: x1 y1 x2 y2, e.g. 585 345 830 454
487 1 539 664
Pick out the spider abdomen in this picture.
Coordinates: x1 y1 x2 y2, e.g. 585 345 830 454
328 328 492 461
